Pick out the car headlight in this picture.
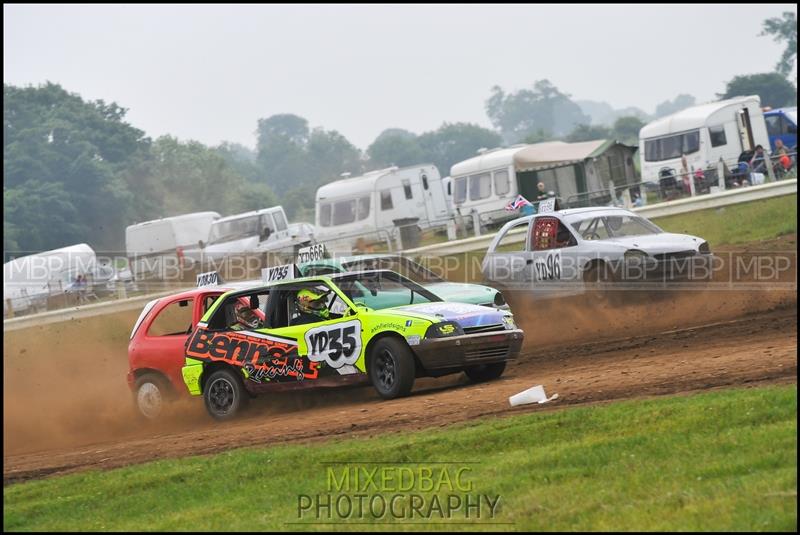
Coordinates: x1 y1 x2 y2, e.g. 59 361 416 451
699 241 711 254
425 321 464 338
502 315 516 330
493 291 506 307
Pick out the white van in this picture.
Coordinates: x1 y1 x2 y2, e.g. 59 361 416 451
4 243 96 316
314 164 451 250
202 206 314 262
639 95 770 183
125 211 220 279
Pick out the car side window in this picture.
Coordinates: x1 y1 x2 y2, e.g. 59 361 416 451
207 292 268 331
494 220 530 252
147 298 194 336
531 217 575 251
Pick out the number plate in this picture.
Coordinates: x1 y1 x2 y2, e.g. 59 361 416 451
297 243 325 263
262 264 297 282
196 271 221 287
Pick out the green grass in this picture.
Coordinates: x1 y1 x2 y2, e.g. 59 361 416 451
4 385 796 531
652 194 797 246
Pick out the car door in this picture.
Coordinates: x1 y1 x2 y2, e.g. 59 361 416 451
526 216 581 292
483 218 531 286
134 295 204 390
265 281 366 378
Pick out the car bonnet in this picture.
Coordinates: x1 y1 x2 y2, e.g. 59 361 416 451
387 302 508 328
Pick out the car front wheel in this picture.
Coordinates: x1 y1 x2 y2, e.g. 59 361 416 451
369 338 416 399
203 368 248 421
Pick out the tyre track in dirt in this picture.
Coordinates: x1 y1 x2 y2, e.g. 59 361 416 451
4 305 796 486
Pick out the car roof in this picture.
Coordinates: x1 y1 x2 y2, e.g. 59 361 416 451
506 206 634 225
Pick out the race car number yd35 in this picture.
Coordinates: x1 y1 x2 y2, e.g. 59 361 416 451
180 270 524 420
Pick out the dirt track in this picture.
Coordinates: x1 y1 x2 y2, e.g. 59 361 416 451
4 298 796 485
3 234 797 484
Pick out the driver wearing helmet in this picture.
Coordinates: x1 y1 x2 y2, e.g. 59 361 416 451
232 302 260 330
294 287 331 325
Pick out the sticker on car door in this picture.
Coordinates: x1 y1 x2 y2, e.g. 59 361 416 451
533 251 562 281
304 319 362 371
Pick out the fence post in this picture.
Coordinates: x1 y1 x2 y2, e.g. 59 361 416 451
717 158 726 190
471 210 482 237
765 152 777 183
5 298 13 319
446 219 457 241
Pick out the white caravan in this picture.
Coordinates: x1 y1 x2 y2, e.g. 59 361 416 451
314 164 451 250
125 211 220 279
202 206 314 262
638 95 770 183
450 140 627 224
4 243 96 316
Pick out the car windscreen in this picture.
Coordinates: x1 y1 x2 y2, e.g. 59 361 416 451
208 216 260 244
342 257 444 284
331 271 442 307
569 214 662 239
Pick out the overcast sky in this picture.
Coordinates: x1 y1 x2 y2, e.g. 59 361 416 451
4 4 797 150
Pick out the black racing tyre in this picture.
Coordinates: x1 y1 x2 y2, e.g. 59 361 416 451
464 361 507 383
134 373 173 420
203 367 248 421
368 337 416 399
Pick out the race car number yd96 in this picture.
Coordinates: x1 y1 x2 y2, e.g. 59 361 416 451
304 320 362 369
534 251 561 281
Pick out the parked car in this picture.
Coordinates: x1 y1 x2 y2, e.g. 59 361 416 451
201 206 314 262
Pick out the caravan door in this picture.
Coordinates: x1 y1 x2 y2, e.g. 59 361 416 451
419 167 450 224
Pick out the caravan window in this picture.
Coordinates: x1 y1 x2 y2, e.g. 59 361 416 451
454 177 467 204
643 130 700 162
469 173 492 201
324 196 370 226
380 189 393 211
319 203 332 227
493 170 510 196
402 179 413 200
709 125 727 147
333 199 357 225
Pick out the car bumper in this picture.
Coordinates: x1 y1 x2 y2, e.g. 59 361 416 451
411 328 524 370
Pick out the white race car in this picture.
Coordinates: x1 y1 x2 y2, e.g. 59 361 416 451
481 207 714 293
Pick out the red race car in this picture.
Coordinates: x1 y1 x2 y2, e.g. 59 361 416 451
127 278 263 419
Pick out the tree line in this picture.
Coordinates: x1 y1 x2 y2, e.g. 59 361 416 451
4 12 795 254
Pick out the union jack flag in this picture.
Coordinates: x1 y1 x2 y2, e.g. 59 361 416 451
504 194 532 211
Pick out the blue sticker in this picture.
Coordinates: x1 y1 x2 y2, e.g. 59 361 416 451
405 320 413 327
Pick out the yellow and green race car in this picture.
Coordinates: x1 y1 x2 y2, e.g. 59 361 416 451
182 269 524 420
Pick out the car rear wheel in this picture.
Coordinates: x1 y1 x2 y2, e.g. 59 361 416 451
369 338 416 399
203 368 248 421
134 373 172 420
464 361 506 382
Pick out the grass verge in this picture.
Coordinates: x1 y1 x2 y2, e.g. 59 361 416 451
4 385 797 531
652 194 797 246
